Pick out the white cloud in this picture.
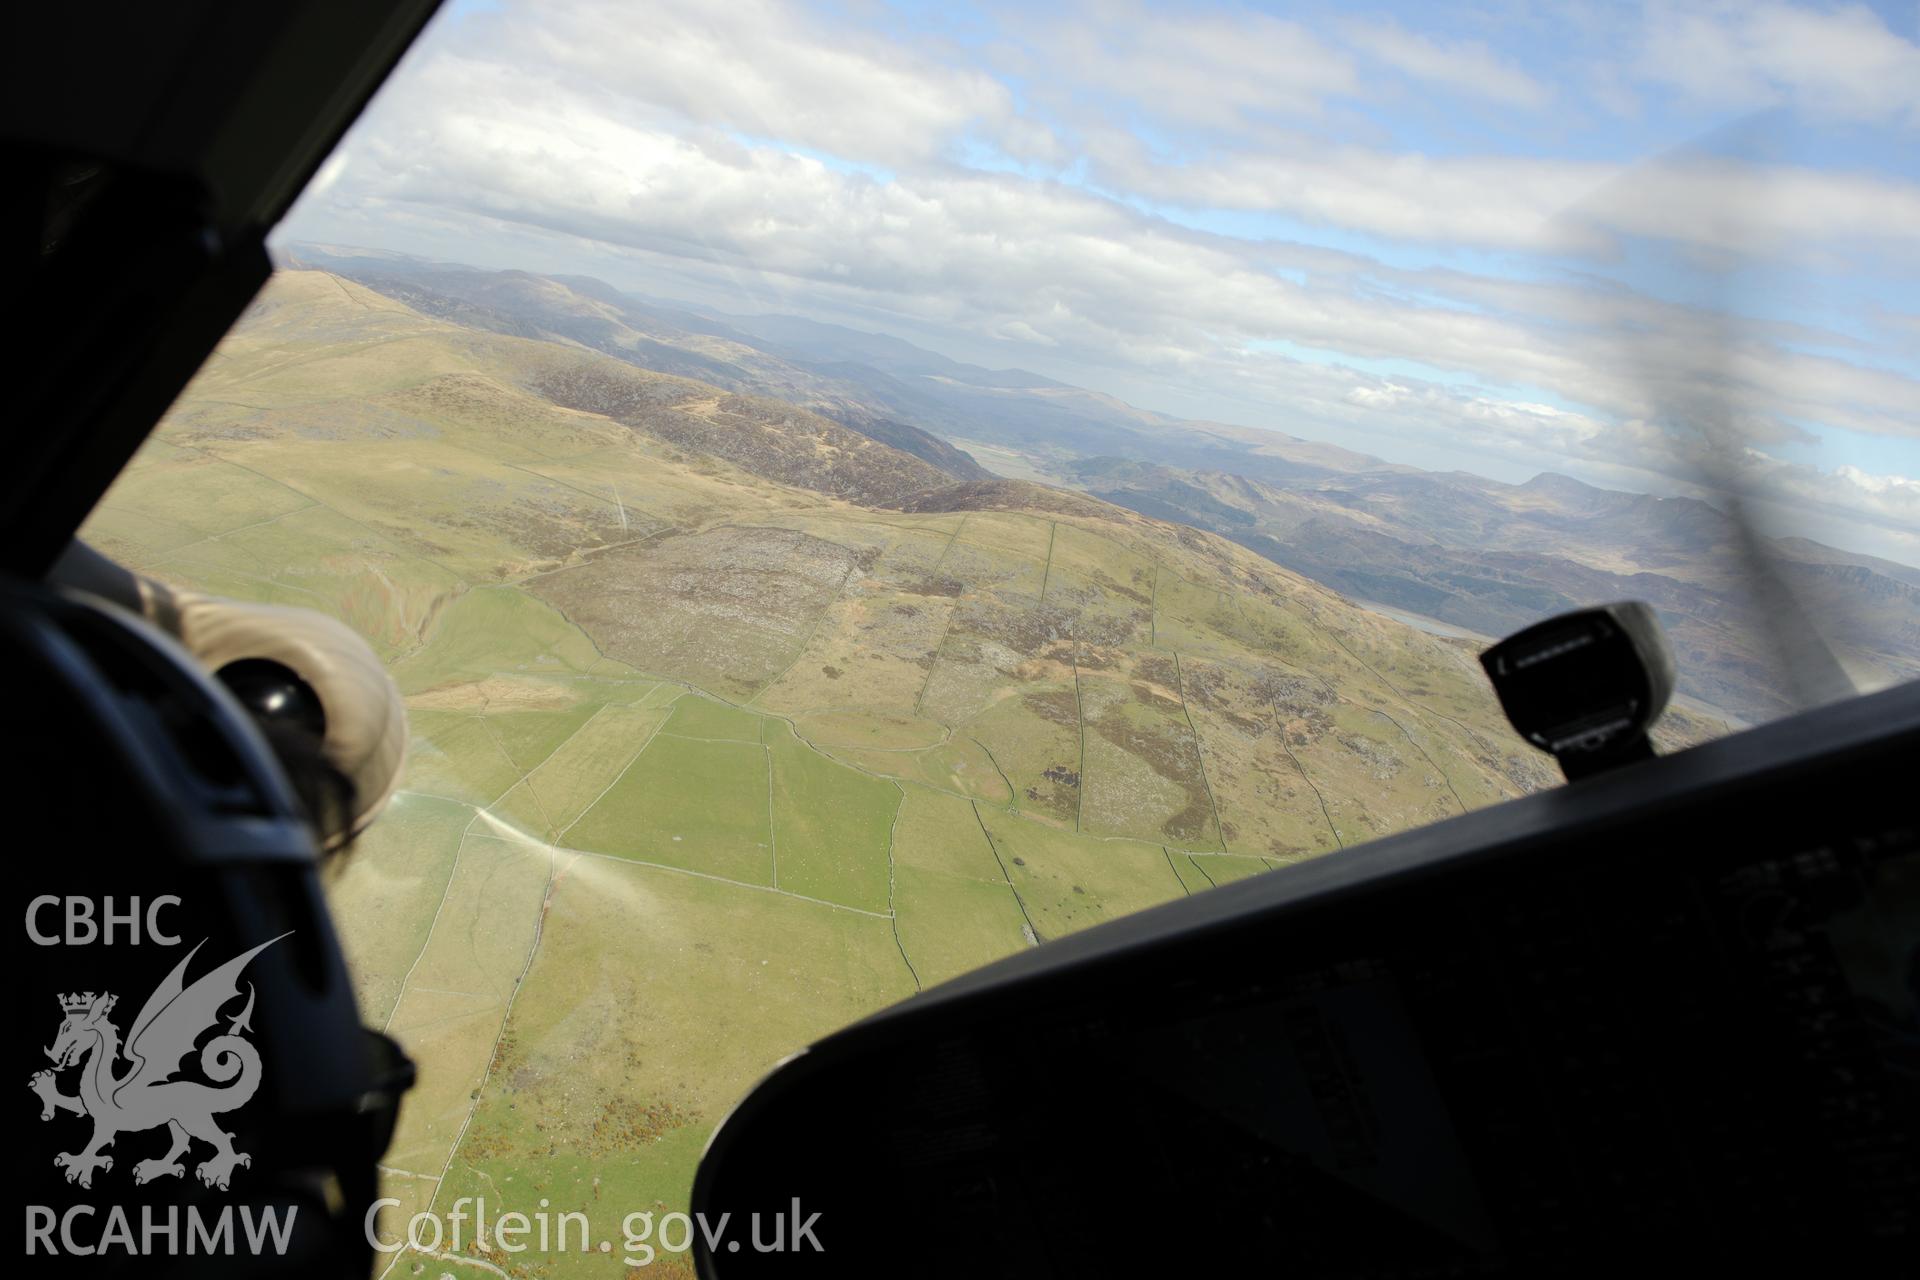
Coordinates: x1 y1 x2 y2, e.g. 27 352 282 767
307 47 1920 438
1007 1 1359 132
453 0 1047 168
280 0 1920 561
1343 18 1551 108
1834 463 1920 499
1743 455 1920 534
1638 0 1920 126
1089 141 1920 259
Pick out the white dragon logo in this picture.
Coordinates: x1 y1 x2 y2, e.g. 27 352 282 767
29 934 286 1191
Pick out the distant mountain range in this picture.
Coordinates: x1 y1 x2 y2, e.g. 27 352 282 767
282 242 1391 481
284 243 1920 723
1064 458 1920 722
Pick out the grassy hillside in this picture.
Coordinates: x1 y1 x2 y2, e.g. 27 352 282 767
296 250 1909 727
285 251 993 481
83 271 1711 1278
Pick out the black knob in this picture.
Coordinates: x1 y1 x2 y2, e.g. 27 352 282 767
216 657 327 740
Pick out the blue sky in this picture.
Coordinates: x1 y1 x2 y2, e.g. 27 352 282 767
286 0 1920 561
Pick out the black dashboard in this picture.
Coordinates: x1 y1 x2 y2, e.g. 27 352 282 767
693 681 1919 1276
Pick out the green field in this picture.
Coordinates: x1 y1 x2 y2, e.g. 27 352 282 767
566 734 774 884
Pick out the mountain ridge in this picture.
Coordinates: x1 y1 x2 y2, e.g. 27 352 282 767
278 244 1917 721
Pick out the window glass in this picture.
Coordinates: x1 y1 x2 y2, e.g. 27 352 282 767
82 1 1917 1271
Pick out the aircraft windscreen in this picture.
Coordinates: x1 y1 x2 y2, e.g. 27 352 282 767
74 1 1917 1272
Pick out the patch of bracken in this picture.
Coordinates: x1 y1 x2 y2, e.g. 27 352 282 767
525 359 952 507
897 479 1114 519
1089 711 1213 842
592 1096 702 1151
1134 655 1178 687
1129 681 1182 713
902 574 964 597
1022 690 1079 727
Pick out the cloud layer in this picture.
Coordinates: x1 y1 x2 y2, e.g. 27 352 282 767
284 0 1920 561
